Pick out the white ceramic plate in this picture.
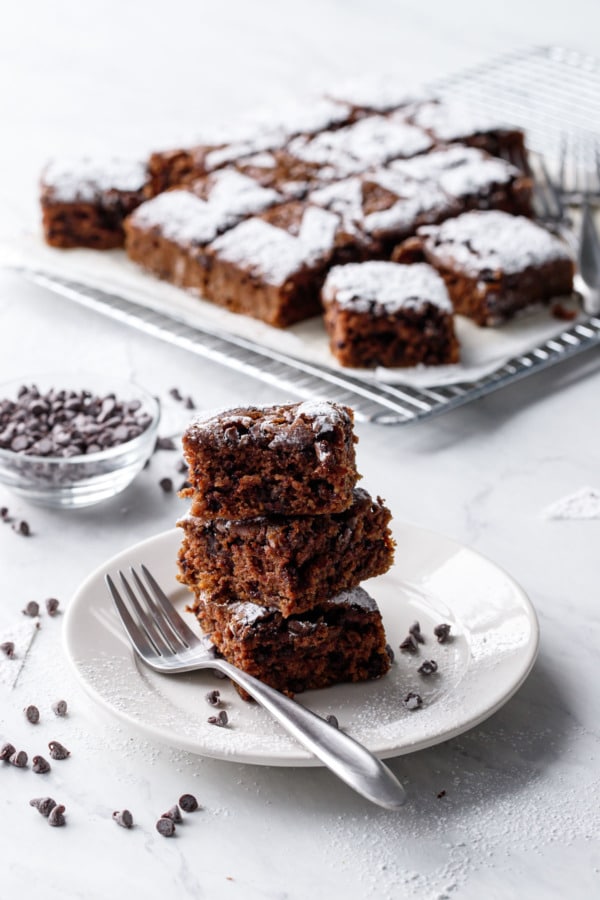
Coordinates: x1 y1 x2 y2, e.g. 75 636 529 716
64 524 539 766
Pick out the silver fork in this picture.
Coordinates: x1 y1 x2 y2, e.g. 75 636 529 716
106 565 406 810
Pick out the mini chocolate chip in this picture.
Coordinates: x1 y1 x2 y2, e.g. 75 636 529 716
48 804 66 827
177 459 188 474
205 690 221 707
179 480 191 492
179 793 199 813
0 742 16 761
385 643 395 664
162 804 182 823
45 598 60 616
418 659 438 676
156 816 176 836
14 521 31 537
207 710 228 727
112 809 134 828
408 621 425 644
9 749 28 767
169 388 183 402
0 506 10 520
32 755 51 774
22 600 39 617
403 692 423 711
52 699 68 717
30 797 57 817
48 740 70 760
437 789 447 799
1 641 15 658
184 397 195 410
159 477 173 493
155 437 176 451
24 704 40 724
433 623 452 644
325 714 339 729
399 633 419 653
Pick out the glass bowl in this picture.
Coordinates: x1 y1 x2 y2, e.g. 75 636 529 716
0 374 160 508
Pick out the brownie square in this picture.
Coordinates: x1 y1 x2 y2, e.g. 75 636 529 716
191 586 391 698
392 210 575 326
203 201 346 326
181 401 359 519
406 98 528 165
177 488 394 617
41 157 152 249
321 261 459 368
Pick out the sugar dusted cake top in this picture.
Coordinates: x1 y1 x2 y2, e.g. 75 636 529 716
390 145 521 198
410 99 517 141
194 168 282 216
186 400 353 442
418 210 572 276
323 261 452 314
42 157 148 203
129 190 231 246
227 584 379 631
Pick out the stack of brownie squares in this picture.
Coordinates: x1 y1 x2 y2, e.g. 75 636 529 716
176 400 395 697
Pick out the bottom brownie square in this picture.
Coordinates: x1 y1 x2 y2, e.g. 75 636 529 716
190 587 391 698
321 260 459 368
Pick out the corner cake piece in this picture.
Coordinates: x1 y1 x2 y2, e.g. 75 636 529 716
406 99 528 165
41 157 152 248
191 586 391 697
322 261 459 368
203 201 347 326
181 401 359 519
177 488 394 617
393 210 574 326
124 170 282 293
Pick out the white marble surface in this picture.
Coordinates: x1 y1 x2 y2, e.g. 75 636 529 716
1 2 600 898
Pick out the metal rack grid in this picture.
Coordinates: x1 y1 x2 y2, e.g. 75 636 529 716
17 46 600 424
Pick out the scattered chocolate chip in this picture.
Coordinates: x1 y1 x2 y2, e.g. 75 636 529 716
48 740 70 760
24 704 40 724
179 793 199 813
0 506 9 520
45 597 60 616
433 623 452 644
0 742 16 761
437 790 447 799
179 479 191 492
52 699 68 717
156 816 176 836
205 690 221 707
169 388 183 402
408 621 425 644
9 749 28 767
325 714 339 729
184 396 195 410
162 804 182 823
403 692 423 711
177 459 188 474
207 710 228 727
1 641 15 658
30 797 57 817
385 643 395 664
22 600 39 617
417 659 438 676
48 804 66 827
32 755 51 774
159 477 173 493
112 809 134 828
155 436 177 451
399 633 419 653
14 521 31 537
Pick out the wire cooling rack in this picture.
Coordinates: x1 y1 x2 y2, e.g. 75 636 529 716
18 46 600 424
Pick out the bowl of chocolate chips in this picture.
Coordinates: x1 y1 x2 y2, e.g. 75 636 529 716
0 374 160 507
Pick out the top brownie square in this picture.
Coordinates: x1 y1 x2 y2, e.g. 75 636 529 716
181 401 359 519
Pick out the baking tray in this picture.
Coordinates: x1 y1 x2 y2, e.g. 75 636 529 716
15 46 600 425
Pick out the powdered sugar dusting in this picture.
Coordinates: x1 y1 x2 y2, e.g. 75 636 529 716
0 617 39 689
410 99 516 141
130 190 230 245
543 486 600 520
419 211 571 275
390 145 519 197
288 115 432 176
43 157 148 202
330 586 378 612
199 168 282 216
323 261 452 313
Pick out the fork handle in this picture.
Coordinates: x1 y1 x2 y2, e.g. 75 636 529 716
215 660 406 810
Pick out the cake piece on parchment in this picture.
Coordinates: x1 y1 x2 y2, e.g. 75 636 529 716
392 210 574 326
